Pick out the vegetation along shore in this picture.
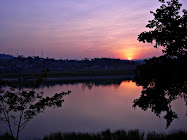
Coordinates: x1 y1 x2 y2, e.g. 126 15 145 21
1 129 187 140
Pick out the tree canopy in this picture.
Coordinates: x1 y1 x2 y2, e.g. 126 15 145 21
134 0 187 128
133 57 186 128
138 0 186 58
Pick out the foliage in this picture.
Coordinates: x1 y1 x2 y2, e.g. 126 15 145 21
146 130 187 140
0 132 14 140
34 129 187 140
0 71 71 140
41 129 145 140
0 55 138 74
138 0 186 58
134 0 187 129
133 56 186 128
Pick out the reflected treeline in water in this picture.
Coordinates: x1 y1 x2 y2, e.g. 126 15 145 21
80 80 124 90
13 79 127 90
42 79 126 90
0 71 70 140
133 55 186 128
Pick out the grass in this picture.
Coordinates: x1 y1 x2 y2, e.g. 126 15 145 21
40 129 145 140
1 129 187 140
146 130 187 140
38 129 186 140
0 132 14 140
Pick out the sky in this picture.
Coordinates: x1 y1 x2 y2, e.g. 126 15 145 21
0 0 186 60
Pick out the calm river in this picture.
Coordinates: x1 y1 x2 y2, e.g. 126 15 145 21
1 80 186 140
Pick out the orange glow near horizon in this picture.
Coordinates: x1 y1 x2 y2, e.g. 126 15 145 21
113 44 164 60
117 48 136 60
0 0 169 59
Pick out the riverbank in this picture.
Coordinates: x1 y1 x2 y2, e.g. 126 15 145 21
40 130 187 140
1 129 186 140
1 76 133 88
0 70 134 81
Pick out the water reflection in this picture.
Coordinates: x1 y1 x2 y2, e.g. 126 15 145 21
41 79 124 90
133 58 186 128
0 79 186 140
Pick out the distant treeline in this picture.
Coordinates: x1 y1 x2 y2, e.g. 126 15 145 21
0 54 143 74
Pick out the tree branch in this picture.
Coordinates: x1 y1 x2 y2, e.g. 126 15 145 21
16 110 23 140
1 100 14 139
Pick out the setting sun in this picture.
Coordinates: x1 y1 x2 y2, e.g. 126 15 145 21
118 49 135 60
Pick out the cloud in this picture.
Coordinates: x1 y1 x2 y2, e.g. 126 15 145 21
2 0 179 59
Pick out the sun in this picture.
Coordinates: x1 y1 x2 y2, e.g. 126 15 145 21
128 57 132 60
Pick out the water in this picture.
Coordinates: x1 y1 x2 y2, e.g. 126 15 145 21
1 80 186 140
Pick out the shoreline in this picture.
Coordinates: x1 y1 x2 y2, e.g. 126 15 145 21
45 75 134 81
2 75 134 81
1 129 187 140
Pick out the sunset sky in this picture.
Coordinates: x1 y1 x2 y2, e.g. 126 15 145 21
0 0 186 60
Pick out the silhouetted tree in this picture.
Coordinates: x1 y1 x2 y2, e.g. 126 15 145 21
133 0 187 128
133 60 186 128
138 0 186 58
0 72 70 140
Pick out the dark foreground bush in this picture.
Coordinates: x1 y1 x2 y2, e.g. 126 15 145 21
146 130 187 140
0 132 14 140
1 129 186 140
39 129 187 140
41 129 144 140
